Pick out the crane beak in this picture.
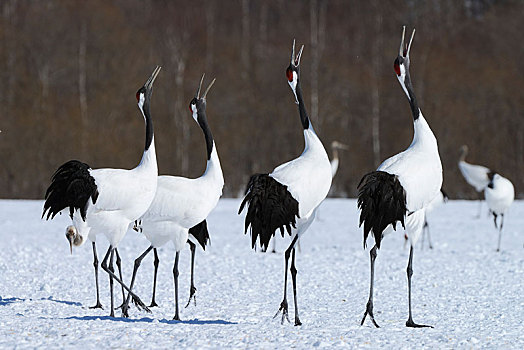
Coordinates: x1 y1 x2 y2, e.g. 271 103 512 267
66 234 73 255
290 39 304 67
145 66 161 90
399 26 415 58
202 78 216 100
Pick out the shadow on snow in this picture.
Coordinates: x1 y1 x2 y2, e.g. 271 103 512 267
64 315 237 325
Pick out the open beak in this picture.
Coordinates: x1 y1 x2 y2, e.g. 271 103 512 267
399 26 415 58
145 66 161 90
290 39 304 67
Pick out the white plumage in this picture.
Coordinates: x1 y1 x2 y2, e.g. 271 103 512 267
270 129 332 219
458 145 490 192
485 174 514 214
484 173 514 251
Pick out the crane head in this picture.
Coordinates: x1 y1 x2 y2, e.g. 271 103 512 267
331 141 349 151
286 39 304 104
65 225 84 254
136 66 161 111
189 74 216 122
393 26 415 98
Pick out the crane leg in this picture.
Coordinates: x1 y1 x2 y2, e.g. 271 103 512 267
89 242 103 309
114 249 126 307
405 246 432 328
173 251 181 320
106 248 115 317
150 248 159 307
274 235 299 324
101 246 151 316
185 241 197 308
426 223 433 249
121 245 153 317
496 214 504 252
290 247 301 326
361 245 379 328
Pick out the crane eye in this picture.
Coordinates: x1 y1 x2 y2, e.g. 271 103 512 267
136 92 140 101
286 68 293 82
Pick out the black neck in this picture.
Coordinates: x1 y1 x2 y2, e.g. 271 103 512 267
197 110 213 160
295 83 310 130
404 73 420 121
143 98 154 150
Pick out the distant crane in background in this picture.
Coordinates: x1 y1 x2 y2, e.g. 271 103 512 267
357 27 442 328
484 172 514 252
239 41 332 326
123 75 223 320
42 66 161 317
329 141 349 177
458 145 490 217
266 140 348 253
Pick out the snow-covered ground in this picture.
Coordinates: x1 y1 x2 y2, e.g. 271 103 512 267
0 198 523 348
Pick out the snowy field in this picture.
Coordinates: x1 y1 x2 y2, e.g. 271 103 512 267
0 198 523 349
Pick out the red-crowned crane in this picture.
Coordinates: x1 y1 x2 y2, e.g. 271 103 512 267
121 75 223 320
458 145 490 217
357 27 442 328
239 41 332 326
484 172 514 251
43 67 161 317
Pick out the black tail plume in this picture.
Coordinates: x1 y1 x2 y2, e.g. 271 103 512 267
238 174 299 251
189 220 210 250
357 171 407 249
42 160 98 221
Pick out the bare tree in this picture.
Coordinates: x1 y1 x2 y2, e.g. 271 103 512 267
78 20 88 158
309 0 327 130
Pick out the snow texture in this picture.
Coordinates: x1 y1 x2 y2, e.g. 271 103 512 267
0 199 523 348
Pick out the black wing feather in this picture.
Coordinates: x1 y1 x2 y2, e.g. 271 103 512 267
188 220 210 250
42 160 98 221
238 173 299 251
357 171 407 249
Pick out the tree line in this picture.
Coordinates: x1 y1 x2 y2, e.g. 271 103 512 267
0 0 522 199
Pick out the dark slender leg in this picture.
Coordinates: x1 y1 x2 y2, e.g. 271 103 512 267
361 245 379 328
108 248 115 317
150 248 159 307
185 241 197 308
115 249 126 307
173 251 180 320
421 222 426 251
121 245 153 317
425 222 433 249
101 245 151 315
89 242 103 309
497 214 504 252
290 248 301 326
405 246 432 328
274 235 299 324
